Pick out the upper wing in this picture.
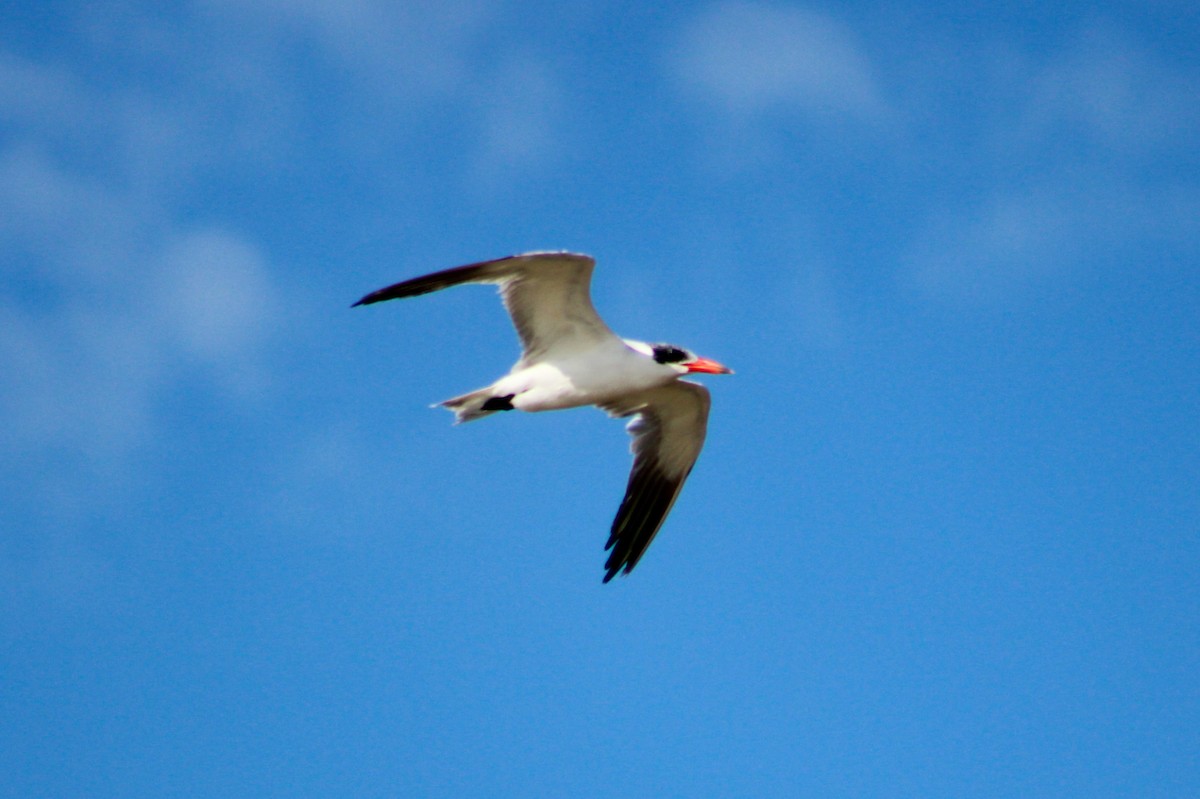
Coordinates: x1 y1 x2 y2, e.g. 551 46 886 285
352 251 617 359
598 381 712 582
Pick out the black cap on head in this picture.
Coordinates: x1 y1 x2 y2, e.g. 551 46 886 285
651 344 691 365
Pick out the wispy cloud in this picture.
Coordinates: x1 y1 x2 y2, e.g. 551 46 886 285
1 0 568 482
204 0 493 95
907 25 1200 304
198 0 565 177
1 194 278 465
1 2 571 596
0 51 92 133
0 50 282 548
153 229 279 394
1013 26 1200 154
908 182 1199 303
470 55 565 178
665 10 1198 306
671 2 885 120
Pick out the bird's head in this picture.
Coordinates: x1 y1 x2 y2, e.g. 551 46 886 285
628 340 733 375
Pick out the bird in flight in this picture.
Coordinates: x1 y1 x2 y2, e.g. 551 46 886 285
353 251 732 582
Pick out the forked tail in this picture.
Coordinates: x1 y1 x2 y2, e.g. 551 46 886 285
437 387 516 424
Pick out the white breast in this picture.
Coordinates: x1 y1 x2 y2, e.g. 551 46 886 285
501 340 675 413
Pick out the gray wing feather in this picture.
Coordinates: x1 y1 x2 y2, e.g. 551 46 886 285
352 251 616 358
598 381 712 582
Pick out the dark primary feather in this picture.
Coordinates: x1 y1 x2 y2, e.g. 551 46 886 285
604 456 689 582
600 382 711 582
351 256 515 307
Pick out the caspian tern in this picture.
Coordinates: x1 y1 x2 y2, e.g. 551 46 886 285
353 251 732 582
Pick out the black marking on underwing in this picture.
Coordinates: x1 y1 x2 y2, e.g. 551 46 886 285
481 394 515 411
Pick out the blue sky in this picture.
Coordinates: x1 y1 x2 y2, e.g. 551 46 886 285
2 1 1198 796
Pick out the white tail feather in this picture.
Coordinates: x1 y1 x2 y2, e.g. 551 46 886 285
437 387 503 424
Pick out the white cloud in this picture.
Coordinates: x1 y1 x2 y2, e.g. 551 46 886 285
261 421 387 540
0 2 572 596
470 55 564 178
0 202 277 604
906 26 1200 305
1014 25 1200 154
154 229 278 385
0 146 149 286
0 50 282 518
912 181 1200 304
0 143 156 461
205 0 492 94
671 2 884 120
192 0 563 177
0 214 279 464
911 186 1104 303
0 51 92 132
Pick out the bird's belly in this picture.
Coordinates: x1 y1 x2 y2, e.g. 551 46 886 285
500 355 669 413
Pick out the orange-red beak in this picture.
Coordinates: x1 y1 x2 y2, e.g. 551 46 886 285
685 356 733 375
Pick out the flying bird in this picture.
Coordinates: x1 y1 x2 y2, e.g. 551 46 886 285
353 251 732 582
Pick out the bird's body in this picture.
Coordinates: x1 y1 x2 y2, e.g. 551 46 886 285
353 251 731 581
443 337 691 419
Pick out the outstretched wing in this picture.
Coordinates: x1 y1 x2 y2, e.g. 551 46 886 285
353 251 617 359
598 381 712 582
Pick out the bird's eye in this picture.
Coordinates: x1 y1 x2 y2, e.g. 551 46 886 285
652 345 690 364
